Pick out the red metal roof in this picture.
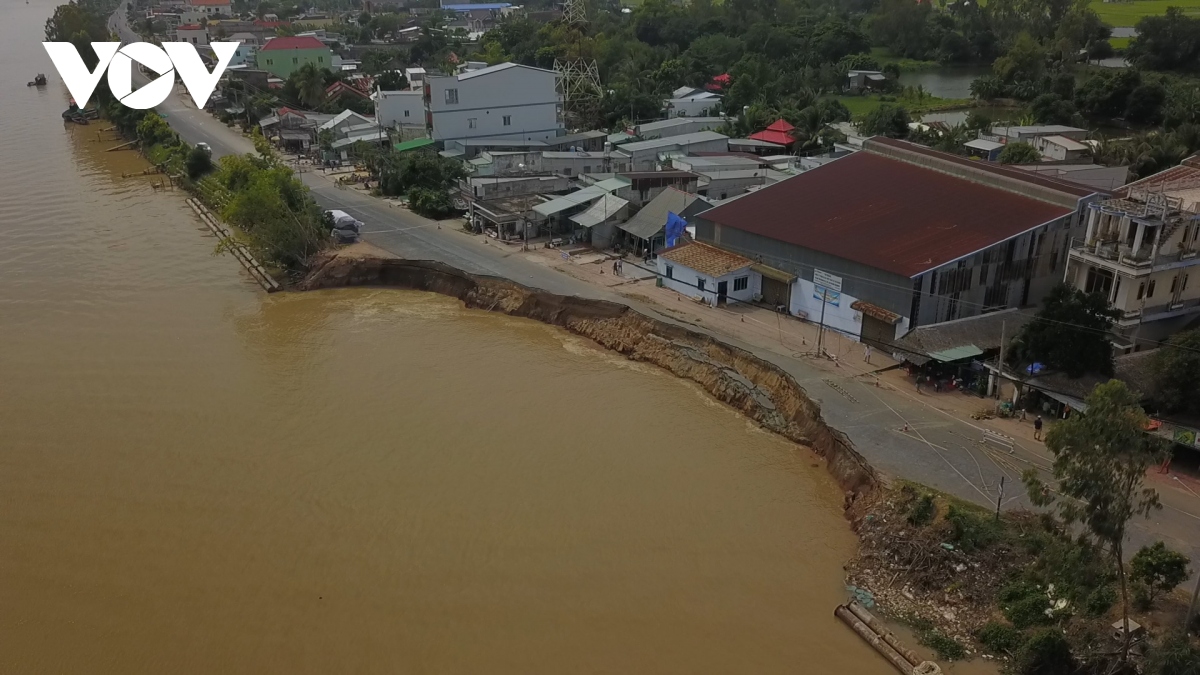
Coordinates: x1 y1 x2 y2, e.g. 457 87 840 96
177 24 204 30
869 138 1096 198
260 36 326 51
699 151 1073 278
748 119 795 146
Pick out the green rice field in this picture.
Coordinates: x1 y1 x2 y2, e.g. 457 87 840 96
1090 0 1200 27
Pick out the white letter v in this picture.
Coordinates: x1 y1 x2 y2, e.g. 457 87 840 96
42 42 120 109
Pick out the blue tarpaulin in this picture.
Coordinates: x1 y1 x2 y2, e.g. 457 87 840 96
664 212 687 248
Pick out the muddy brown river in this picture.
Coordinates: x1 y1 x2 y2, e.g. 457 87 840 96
1 3 910 672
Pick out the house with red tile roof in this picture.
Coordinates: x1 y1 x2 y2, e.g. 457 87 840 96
685 137 1104 350
256 35 332 79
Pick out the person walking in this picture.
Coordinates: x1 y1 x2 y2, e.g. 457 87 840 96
1033 415 1044 441
863 344 872 364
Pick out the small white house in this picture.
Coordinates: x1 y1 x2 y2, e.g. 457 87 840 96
657 241 760 307
1034 134 1090 162
404 66 426 91
175 24 208 45
373 88 425 129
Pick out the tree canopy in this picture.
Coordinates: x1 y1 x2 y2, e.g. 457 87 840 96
1014 283 1119 377
998 141 1041 164
1147 329 1200 416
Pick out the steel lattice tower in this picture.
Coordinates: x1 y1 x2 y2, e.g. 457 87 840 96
554 0 601 127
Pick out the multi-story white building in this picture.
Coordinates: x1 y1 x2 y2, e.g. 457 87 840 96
1066 156 1200 349
424 62 562 145
372 88 424 131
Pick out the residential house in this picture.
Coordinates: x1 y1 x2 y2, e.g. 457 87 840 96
1065 155 1200 349
373 88 425 132
658 241 759 307
989 125 1087 144
226 33 260 66
615 171 701 207
664 86 722 119
404 67 426 90
688 138 1101 348
728 138 787 155
462 174 572 240
1014 164 1129 192
569 193 631 249
541 150 628 176
634 117 727 140
964 138 1004 162
1034 135 1090 162
615 131 730 172
425 62 563 144
543 130 607 152
846 70 887 92
618 187 711 254
256 36 332 79
175 24 208 46
187 0 231 15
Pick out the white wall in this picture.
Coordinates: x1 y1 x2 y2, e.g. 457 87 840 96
176 27 209 45
427 65 561 143
666 96 721 118
657 259 760 306
375 90 424 129
789 277 863 340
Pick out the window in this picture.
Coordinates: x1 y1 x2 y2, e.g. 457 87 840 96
665 265 673 279
468 118 477 129
292 57 298 64
1171 275 1179 294
1137 282 1145 300
733 276 748 292
697 278 706 292
266 59 272 65
444 88 458 104
1184 274 1190 291
318 57 323 63
1084 266 1114 297
503 115 511 126
1147 279 1156 298
403 110 410 117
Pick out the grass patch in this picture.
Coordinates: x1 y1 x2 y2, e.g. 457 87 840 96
834 93 973 118
1109 36 1132 49
1090 0 1200 27
868 47 939 71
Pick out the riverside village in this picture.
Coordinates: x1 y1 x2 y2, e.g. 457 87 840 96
28 0 1200 672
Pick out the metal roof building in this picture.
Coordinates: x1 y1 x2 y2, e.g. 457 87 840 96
690 138 1102 347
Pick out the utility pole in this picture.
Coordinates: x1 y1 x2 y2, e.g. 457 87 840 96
995 475 1005 521
816 288 828 357
995 319 1006 400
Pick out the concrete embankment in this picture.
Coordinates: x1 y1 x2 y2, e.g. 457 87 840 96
299 246 880 507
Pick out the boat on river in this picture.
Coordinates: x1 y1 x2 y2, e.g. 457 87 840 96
27 73 46 87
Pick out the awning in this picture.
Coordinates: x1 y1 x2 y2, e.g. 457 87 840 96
751 262 797 283
965 139 1004 152
926 345 984 362
394 137 435 152
279 130 311 141
570 194 629 228
1041 389 1089 413
331 131 388 149
851 299 902 325
533 185 608 217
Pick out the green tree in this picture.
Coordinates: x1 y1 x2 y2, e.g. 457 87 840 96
1128 8 1200 72
185 145 214 180
1148 329 1200 415
858 104 910 138
290 63 329 109
1146 631 1200 675
1130 542 1191 607
993 33 1047 86
1030 94 1078 126
1015 283 1118 377
1023 380 1167 661
999 141 1041 164
1015 628 1078 675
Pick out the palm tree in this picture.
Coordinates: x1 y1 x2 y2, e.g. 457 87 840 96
292 63 327 110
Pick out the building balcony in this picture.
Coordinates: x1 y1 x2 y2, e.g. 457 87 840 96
1069 242 1200 275
1115 297 1200 327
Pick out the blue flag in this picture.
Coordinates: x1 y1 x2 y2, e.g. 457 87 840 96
664 211 687 248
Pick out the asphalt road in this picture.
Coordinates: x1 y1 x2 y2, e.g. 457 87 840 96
109 6 1200 562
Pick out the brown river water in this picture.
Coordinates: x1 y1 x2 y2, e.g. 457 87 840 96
0 2 953 672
